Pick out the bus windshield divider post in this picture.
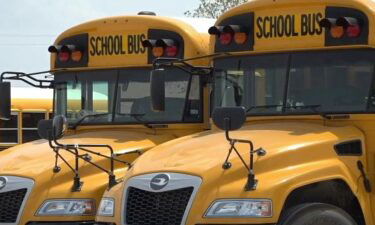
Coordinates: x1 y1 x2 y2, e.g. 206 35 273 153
47 131 134 191
222 126 266 191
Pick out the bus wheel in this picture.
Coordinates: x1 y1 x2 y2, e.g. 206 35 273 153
278 203 357 225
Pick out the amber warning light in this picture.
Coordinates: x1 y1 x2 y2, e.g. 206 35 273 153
142 38 179 57
48 45 84 62
319 17 362 39
209 25 249 45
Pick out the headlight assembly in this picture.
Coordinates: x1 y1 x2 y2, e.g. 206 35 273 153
205 199 272 218
36 199 95 216
97 198 115 217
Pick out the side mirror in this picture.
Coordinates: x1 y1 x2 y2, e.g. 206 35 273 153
212 107 246 131
150 68 165 112
0 82 11 120
37 119 53 140
52 115 68 140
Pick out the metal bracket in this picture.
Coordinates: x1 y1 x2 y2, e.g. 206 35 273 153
0 70 57 88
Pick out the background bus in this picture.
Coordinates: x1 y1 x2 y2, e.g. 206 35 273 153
0 87 52 150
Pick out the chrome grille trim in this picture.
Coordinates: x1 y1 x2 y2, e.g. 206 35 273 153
0 176 34 225
122 173 202 225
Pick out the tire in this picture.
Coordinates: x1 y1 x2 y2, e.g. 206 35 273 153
278 203 358 225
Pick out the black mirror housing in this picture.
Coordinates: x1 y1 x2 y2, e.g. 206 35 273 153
212 107 246 131
38 119 53 140
52 115 68 140
150 68 165 112
0 82 11 120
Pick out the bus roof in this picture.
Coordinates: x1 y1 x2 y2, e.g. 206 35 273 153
211 0 375 53
51 15 212 70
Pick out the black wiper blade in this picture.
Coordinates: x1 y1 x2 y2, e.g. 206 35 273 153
118 113 156 129
283 105 330 119
71 113 112 130
246 105 283 113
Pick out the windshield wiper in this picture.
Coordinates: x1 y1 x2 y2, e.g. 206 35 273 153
118 113 166 129
246 105 283 113
283 105 330 120
246 104 330 120
71 113 112 130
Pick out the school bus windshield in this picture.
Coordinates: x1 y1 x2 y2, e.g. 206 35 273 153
54 68 202 126
215 49 375 115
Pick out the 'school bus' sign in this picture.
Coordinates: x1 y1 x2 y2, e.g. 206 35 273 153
254 7 325 51
89 32 148 67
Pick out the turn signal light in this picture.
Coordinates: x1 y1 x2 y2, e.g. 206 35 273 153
58 51 70 62
346 24 361 37
143 38 179 58
219 32 233 45
166 46 178 57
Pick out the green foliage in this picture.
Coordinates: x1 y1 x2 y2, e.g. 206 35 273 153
184 0 248 19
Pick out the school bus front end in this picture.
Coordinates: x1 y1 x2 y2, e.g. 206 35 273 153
98 1 375 225
0 15 212 225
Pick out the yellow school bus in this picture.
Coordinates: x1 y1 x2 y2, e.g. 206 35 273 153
0 87 52 150
97 0 375 225
0 14 212 225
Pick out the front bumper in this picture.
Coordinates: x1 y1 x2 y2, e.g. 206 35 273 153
26 221 96 225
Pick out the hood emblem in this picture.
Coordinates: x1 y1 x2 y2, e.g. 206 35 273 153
0 177 7 191
150 174 170 191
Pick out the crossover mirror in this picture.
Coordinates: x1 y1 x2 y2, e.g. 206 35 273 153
150 68 165 112
212 107 246 131
37 119 53 140
52 115 68 140
0 82 11 120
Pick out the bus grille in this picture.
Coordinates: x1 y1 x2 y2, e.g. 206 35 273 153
0 188 27 223
125 187 194 225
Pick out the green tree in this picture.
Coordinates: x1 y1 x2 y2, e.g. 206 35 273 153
185 0 248 19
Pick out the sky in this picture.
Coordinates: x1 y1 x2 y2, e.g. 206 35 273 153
0 0 201 78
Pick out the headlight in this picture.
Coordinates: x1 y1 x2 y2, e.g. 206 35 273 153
37 199 95 216
97 198 115 217
205 199 272 218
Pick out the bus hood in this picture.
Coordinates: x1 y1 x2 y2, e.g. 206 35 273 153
0 129 176 183
130 122 364 178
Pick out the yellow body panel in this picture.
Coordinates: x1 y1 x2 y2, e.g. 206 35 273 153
99 0 375 225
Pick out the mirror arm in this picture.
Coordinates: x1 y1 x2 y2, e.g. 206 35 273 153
51 137 128 190
1 71 55 89
223 123 263 191
153 58 213 76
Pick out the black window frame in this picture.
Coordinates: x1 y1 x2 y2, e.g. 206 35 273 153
213 48 375 117
53 67 204 126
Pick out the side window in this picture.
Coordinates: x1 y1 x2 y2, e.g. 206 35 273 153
0 112 19 144
92 82 109 113
22 112 46 143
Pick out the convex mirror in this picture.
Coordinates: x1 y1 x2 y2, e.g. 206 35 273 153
38 115 67 140
212 107 246 131
0 82 11 120
150 68 165 112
